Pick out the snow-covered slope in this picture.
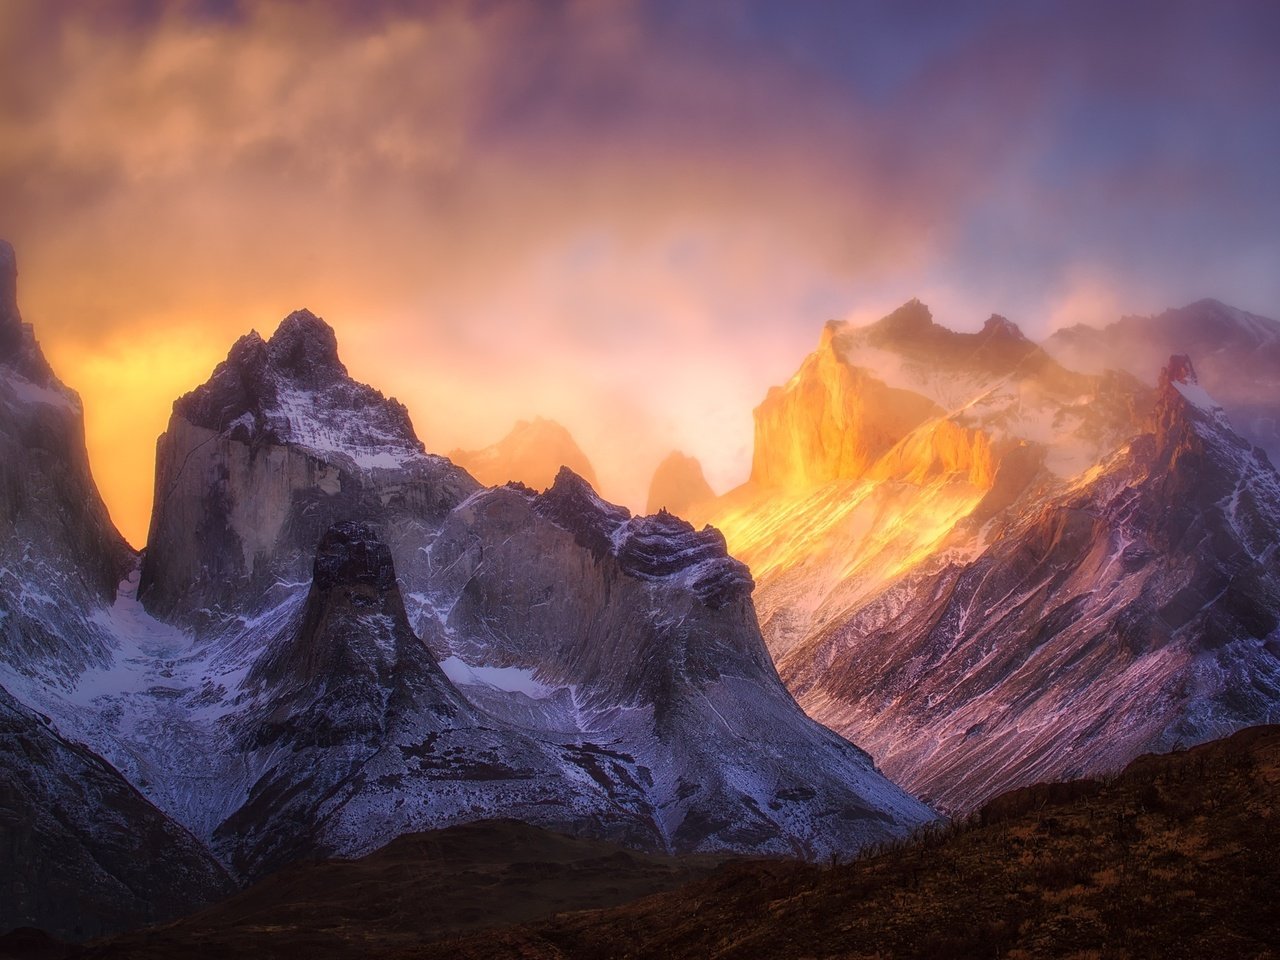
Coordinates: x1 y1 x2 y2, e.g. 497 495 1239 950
0 686 232 940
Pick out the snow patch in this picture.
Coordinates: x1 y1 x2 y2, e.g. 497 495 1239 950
438 656 559 700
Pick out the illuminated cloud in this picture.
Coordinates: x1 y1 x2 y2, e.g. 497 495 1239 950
2 0 1277 544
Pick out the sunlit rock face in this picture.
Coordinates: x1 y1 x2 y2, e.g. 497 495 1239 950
704 298 1280 812
1046 298 1280 465
789 355 1280 811
749 313 941 490
448 416 599 492
697 300 1147 662
645 451 715 517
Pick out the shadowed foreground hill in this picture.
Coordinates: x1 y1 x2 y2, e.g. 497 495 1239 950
419 726 1280 960
49 726 1280 960
68 821 731 959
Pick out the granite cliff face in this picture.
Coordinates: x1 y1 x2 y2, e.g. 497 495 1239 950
646 451 715 517
0 242 132 682
448 417 599 492
139 309 476 627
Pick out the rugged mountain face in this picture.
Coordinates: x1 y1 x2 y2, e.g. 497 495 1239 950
646 451 715 516
785 355 1280 809
0 241 132 683
1046 299 1280 464
0 242 228 939
139 309 476 627
0 688 232 941
448 417 599 492
699 300 1280 810
4 302 934 913
698 301 1150 662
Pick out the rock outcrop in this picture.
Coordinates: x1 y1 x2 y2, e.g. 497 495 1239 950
0 241 131 681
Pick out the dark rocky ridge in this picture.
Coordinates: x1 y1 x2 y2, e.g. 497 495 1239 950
0 687 232 942
534 468 752 610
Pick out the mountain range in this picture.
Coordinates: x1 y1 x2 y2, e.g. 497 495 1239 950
0 243 932 937
692 299 1280 810
4 233 1280 941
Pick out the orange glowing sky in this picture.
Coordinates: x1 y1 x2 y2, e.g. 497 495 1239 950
4 1 1278 546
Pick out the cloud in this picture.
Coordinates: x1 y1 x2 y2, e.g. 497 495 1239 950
2 0 1278 543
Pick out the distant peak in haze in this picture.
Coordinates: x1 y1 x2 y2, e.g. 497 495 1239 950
873 298 934 335
448 417 599 492
646 451 715 517
981 314 1026 341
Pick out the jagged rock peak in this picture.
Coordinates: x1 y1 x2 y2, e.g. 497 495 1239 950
1162 353 1199 387
267 309 347 386
982 314 1026 341
171 309 424 461
1154 353 1234 446
533 467 751 608
873 298 934 334
312 520 396 593
535 467 631 558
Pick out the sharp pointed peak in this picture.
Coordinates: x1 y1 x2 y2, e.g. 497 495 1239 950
875 298 934 333
982 313 1026 341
